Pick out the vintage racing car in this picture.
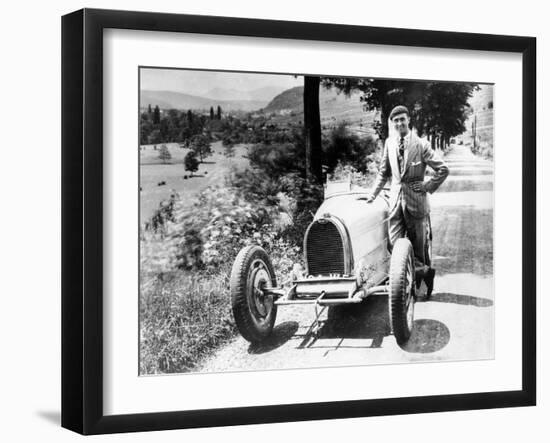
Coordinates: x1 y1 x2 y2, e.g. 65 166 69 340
229 177 433 347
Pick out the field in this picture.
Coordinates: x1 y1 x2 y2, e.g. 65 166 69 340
140 141 249 223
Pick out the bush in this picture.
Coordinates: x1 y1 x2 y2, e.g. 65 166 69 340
141 185 285 273
227 168 323 246
246 141 305 177
323 122 378 175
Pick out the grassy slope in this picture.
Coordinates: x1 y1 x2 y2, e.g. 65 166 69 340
140 141 249 223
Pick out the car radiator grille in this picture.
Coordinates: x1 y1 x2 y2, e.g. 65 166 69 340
306 220 345 276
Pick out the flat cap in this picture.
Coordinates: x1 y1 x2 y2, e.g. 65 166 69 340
389 105 409 120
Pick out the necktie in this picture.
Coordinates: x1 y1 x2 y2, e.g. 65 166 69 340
399 137 405 174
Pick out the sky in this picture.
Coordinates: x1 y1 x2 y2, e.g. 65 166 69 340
140 68 303 94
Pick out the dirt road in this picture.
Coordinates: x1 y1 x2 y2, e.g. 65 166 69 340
198 144 494 372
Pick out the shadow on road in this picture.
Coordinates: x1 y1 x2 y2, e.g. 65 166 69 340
429 292 493 307
305 297 452 354
319 297 391 345
247 321 299 354
402 319 450 353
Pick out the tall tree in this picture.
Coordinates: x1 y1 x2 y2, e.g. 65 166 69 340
413 82 477 149
153 105 161 124
216 105 222 120
303 76 323 182
190 134 212 162
210 106 214 120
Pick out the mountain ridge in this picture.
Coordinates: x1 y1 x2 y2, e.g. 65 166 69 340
140 90 268 112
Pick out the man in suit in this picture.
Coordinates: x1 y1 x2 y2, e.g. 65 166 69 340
367 105 449 292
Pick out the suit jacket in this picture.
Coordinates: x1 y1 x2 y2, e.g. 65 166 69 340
372 131 449 218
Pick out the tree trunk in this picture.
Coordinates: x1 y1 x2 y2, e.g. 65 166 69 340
304 76 323 183
380 104 389 141
431 132 437 150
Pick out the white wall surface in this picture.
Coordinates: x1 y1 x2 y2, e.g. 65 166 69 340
0 0 546 441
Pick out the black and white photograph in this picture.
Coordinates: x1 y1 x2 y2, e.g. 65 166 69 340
138 67 494 375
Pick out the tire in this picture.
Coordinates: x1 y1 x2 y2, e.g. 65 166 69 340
424 216 434 298
424 216 433 267
230 245 277 343
389 238 415 345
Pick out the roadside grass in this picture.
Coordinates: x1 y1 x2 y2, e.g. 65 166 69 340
139 240 302 374
139 266 236 374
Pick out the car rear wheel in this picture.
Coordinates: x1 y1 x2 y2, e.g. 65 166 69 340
230 245 277 343
389 238 415 345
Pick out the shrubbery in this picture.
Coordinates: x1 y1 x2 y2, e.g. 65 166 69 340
140 184 303 373
323 122 378 175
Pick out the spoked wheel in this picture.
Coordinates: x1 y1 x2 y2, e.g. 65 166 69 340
389 238 415 346
230 245 277 343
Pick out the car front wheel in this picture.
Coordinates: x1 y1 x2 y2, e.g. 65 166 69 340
389 238 415 346
230 245 277 343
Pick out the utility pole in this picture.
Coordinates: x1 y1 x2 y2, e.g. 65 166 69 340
472 114 477 150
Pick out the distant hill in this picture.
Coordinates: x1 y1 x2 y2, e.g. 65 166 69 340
264 85 364 115
263 86 304 113
203 86 285 102
140 90 267 112
262 85 376 136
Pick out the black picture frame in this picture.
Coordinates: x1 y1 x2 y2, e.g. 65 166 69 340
61 8 536 435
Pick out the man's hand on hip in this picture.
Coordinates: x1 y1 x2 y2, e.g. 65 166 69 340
410 181 427 194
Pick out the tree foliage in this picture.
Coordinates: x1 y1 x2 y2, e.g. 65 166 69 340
321 78 478 143
184 151 199 176
153 105 161 124
140 108 209 146
323 122 377 174
158 144 172 164
190 134 212 162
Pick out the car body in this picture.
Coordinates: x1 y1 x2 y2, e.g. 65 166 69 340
230 177 431 346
